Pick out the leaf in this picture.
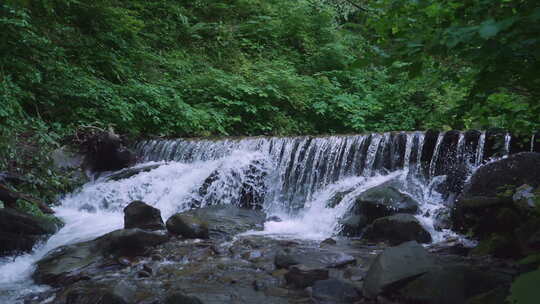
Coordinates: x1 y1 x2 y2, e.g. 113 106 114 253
478 19 500 39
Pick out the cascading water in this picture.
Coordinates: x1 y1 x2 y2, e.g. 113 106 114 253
0 130 511 303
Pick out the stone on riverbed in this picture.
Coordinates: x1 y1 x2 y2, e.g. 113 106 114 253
124 200 164 231
285 264 329 288
362 214 432 245
363 241 435 298
166 213 209 239
33 228 169 286
311 278 362 304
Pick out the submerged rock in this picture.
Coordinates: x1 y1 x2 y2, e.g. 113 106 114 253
363 241 435 298
362 214 432 245
274 249 356 270
166 213 209 239
124 200 164 231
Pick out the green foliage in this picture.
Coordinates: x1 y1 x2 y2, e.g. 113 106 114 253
0 0 538 144
507 269 540 304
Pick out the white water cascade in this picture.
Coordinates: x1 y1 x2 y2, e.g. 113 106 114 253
0 131 510 302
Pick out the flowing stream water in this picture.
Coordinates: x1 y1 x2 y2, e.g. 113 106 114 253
0 131 514 302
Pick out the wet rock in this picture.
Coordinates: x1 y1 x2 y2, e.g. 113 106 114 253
79 203 97 213
363 241 435 298
274 250 300 269
124 200 165 231
452 152 540 244
33 229 169 286
175 205 266 240
433 208 452 231
137 270 151 278
97 228 170 256
164 292 204 304
275 249 356 270
106 164 162 181
363 214 432 245
0 208 60 256
398 265 511 304
458 152 540 201
339 214 368 237
166 213 209 239
82 131 136 172
192 159 268 210
320 238 337 247
312 278 362 304
285 265 329 288
266 215 282 222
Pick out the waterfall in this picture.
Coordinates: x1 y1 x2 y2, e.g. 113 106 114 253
0 130 515 303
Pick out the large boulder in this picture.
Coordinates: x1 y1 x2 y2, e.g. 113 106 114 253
362 214 432 245
363 241 435 298
166 214 209 239
340 182 419 236
33 228 169 286
172 206 266 240
397 265 512 304
452 152 540 257
0 208 60 256
124 201 164 231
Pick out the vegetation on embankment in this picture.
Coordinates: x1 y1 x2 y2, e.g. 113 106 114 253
1 1 539 196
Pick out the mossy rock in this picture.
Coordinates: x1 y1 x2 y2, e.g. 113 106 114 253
472 234 521 258
466 287 509 304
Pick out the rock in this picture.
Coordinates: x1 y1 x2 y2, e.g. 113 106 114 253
166 213 209 239
82 131 136 172
34 228 169 286
164 292 204 304
513 184 539 209
452 152 540 240
123 201 164 231
363 241 435 298
192 158 268 210
312 279 362 304
285 264 329 288
457 152 540 201
320 238 337 247
0 208 60 256
362 214 432 245
398 265 511 304
106 164 162 181
339 214 368 237
274 250 300 269
173 206 266 240
341 182 419 236
433 208 452 231
266 215 282 222
275 249 356 270
97 229 170 256
64 286 129 304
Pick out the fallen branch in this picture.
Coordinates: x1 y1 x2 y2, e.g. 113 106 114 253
0 184 55 214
